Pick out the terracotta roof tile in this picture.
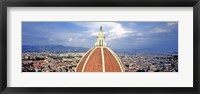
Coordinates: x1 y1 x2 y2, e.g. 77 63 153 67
76 47 124 72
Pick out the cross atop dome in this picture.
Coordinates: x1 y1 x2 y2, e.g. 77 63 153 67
100 26 103 31
95 26 107 47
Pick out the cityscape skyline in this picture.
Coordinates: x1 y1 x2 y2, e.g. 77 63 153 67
22 22 178 72
22 22 178 50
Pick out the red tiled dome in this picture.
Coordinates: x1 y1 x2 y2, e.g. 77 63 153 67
76 47 124 72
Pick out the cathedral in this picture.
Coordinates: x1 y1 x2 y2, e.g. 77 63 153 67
76 26 125 72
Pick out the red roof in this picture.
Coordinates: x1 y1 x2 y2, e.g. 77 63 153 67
33 63 40 67
76 47 124 72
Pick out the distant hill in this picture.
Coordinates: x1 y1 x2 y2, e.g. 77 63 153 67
22 45 89 53
114 48 178 55
22 45 178 55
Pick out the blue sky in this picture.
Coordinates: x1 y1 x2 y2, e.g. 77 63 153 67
22 22 178 50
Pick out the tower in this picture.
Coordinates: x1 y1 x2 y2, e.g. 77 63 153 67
95 26 107 47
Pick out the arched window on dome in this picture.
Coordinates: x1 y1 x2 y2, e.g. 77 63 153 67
99 40 101 46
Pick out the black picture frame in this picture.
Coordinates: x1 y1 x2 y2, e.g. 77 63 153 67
0 0 200 94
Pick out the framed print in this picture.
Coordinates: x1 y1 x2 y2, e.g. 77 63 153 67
0 0 200 94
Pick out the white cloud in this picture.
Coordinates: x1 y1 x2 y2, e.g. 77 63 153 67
152 22 177 33
153 27 169 33
166 22 177 26
73 22 134 40
68 37 73 42
48 38 54 41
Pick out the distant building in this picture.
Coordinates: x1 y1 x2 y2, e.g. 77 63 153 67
76 26 125 72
